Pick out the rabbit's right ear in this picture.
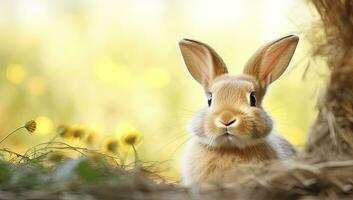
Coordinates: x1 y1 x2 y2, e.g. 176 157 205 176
243 35 299 86
179 39 228 90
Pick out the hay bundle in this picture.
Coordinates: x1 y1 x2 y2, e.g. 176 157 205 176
306 0 353 159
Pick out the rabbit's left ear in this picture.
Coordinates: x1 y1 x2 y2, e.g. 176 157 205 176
179 39 228 91
243 35 299 86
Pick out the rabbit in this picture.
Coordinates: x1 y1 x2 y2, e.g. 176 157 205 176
178 35 299 186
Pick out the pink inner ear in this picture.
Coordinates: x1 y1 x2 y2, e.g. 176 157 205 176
193 47 211 82
182 44 211 85
261 42 291 80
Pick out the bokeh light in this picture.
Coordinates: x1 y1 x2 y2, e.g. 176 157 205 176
6 64 26 84
143 67 170 89
94 56 130 86
35 116 54 135
27 77 47 96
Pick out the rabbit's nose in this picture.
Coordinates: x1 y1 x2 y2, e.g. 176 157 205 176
222 119 236 126
216 111 237 127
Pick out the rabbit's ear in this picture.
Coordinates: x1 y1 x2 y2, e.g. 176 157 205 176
243 35 299 86
179 39 228 90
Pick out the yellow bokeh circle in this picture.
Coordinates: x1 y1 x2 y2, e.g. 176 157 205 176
35 116 54 135
6 64 26 84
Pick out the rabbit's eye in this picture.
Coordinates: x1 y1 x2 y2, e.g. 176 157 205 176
207 93 212 106
250 92 256 107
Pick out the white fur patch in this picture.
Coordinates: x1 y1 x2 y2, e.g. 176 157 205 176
266 133 296 159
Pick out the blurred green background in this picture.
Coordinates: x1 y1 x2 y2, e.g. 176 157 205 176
0 0 326 179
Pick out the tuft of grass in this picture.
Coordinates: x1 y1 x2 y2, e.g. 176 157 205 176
0 120 171 198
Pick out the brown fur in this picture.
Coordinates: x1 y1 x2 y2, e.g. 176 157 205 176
179 36 299 186
182 139 278 185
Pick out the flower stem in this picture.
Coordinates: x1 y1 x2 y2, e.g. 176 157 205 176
0 126 24 145
45 134 59 148
122 147 130 167
132 144 139 167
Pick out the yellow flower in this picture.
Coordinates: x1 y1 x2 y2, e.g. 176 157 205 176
0 120 36 145
24 120 36 133
121 130 142 146
72 127 86 139
102 137 120 154
85 131 100 146
57 124 72 138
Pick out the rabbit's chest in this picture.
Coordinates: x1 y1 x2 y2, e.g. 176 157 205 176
182 141 276 185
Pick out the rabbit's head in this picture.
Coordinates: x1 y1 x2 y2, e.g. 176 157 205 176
179 35 299 148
